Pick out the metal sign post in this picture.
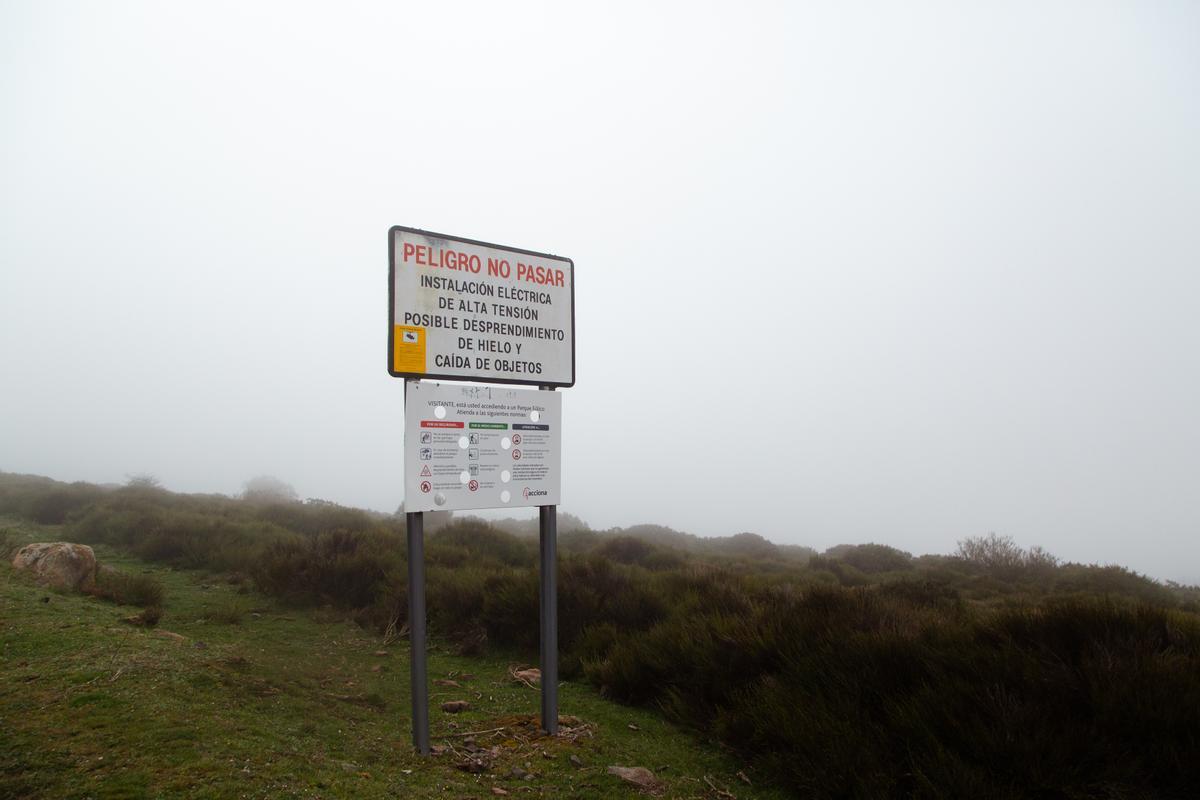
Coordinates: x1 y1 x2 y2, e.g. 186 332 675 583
405 381 430 755
405 510 430 754
539 503 558 734
538 384 559 735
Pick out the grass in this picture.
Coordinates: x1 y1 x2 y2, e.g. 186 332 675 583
7 472 1200 797
0 518 785 800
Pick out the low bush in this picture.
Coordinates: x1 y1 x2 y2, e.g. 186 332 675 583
5 471 1200 799
251 529 402 608
825 542 914 574
594 536 683 570
430 520 534 567
88 568 165 609
590 589 1200 798
0 474 108 525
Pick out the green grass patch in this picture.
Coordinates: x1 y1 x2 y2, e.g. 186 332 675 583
0 519 784 800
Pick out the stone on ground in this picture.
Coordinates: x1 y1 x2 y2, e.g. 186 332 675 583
607 766 662 793
11 542 97 591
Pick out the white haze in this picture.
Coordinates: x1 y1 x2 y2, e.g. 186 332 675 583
2 2 1198 582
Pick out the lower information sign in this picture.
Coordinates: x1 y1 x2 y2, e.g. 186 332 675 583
404 381 561 512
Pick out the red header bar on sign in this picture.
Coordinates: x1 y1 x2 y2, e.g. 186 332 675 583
421 420 464 428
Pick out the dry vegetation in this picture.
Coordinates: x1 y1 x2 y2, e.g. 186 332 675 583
3 470 1199 799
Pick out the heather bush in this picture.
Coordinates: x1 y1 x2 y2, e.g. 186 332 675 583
806 555 870 586
591 589 1200 798
0 474 108 524
88 568 165 609
825 542 914 574
251 529 402 608
6 471 1200 799
557 528 600 554
594 535 683 570
1052 563 1177 606
256 499 378 536
430 519 534 567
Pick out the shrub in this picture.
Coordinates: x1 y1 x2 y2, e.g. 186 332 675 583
430 520 533 567
0 474 108 525
89 568 165 609
956 533 1059 581
825 542 914 574
426 565 489 638
251 529 401 608
709 531 780 560
806 555 869 586
28 484 108 524
589 587 1200 798
595 536 683 570
558 528 600 554
257 500 377 536
1051 563 1177 607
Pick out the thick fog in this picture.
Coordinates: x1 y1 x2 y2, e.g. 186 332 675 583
2 2 1198 582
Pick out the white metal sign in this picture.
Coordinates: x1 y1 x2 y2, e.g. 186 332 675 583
389 227 575 387
404 381 561 512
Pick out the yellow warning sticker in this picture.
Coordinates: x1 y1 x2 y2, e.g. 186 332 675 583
393 325 426 374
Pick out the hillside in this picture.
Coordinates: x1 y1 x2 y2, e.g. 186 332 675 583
1 518 782 799
3 471 1200 798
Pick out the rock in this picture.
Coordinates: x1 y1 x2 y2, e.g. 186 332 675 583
512 668 541 685
569 755 584 768
491 788 509 796
510 766 528 779
607 766 661 793
434 679 461 688
154 630 186 643
11 543 97 591
121 608 160 627
441 700 470 713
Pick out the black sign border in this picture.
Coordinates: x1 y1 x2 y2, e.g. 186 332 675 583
388 226 576 388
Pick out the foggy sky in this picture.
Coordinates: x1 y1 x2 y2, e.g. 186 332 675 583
2 2 1198 582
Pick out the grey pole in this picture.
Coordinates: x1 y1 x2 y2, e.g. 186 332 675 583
406 510 430 755
539 504 558 735
538 383 559 735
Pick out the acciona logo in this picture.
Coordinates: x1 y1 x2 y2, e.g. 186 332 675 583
523 487 548 499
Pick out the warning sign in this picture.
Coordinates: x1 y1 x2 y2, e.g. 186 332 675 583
388 227 575 387
404 381 561 512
